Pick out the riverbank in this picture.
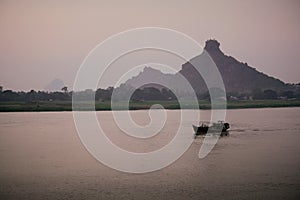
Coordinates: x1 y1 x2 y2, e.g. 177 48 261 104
0 99 300 112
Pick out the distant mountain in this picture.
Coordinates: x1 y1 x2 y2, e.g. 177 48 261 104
44 78 65 92
123 39 294 97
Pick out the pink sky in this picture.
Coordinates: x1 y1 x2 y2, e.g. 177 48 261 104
0 0 300 91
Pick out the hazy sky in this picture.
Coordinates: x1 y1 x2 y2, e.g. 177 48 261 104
1 0 299 91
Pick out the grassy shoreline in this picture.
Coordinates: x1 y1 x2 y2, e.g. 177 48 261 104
0 100 300 112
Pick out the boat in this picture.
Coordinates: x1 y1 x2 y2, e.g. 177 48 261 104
193 121 230 137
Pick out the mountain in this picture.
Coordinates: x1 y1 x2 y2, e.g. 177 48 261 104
180 39 287 93
123 39 295 98
44 78 65 92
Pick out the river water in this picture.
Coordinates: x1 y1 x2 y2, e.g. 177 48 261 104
0 107 299 199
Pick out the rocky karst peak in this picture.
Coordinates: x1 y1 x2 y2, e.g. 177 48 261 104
204 39 220 51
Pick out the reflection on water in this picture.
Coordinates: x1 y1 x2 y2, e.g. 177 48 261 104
0 107 299 199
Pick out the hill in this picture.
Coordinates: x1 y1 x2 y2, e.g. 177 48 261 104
123 39 296 99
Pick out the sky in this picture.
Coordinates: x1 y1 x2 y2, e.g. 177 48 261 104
0 0 300 91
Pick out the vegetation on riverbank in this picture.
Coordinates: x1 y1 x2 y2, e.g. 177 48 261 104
0 100 300 112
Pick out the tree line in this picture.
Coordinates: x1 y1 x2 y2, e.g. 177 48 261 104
0 86 177 102
0 85 298 102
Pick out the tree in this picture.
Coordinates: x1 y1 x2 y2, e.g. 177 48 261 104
95 87 114 101
252 88 264 100
26 90 37 101
263 89 277 99
0 86 2 92
61 86 68 93
280 91 294 99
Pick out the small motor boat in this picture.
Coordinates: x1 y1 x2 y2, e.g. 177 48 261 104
193 121 230 137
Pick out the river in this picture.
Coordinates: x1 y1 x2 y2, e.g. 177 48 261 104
0 107 299 199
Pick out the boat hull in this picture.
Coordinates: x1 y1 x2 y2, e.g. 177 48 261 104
193 123 230 136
